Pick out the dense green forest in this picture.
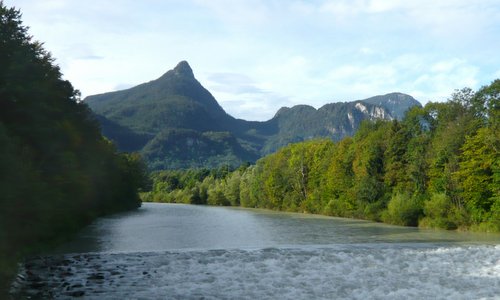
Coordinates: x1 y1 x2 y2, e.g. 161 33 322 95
143 81 499 232
0 3 147 293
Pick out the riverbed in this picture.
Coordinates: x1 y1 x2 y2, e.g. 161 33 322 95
11 203 500 299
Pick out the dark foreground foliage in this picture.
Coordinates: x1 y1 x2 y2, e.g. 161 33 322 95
0 2 147 295
144 80 499 232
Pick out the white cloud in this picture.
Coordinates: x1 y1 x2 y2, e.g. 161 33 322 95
320 1 361 15
206 73 267 96
359 47 374 55
192 0 272 28
494 69 500 79
431 59 465 73
6 0 499 120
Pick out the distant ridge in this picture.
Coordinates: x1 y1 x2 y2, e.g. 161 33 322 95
85 61 421 169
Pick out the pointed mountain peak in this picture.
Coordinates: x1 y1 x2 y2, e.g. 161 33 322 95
173 60 194 78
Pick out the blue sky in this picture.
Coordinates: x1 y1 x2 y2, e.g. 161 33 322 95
8 0 500 121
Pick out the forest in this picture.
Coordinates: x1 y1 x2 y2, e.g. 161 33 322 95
143 80 499 232
0 3 147 292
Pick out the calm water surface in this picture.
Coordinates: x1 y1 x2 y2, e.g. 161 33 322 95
12 203 500 299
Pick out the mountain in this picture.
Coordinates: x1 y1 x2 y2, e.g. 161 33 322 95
85 61 421 169
86 61 230 135
360 92 422 119
262 100 396 154
86 61 267 168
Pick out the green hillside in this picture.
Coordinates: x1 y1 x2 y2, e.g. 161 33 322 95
142 129 259 170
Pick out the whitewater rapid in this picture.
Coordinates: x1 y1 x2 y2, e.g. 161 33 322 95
10 204 500 299
12 245 500 299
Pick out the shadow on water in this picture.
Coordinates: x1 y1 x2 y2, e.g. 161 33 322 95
51 206 148 254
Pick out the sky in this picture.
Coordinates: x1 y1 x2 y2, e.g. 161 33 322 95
7 0 500 121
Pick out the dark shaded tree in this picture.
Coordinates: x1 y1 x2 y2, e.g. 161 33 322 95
0 3 147 294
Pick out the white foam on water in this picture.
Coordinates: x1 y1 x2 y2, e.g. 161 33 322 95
12 244 500 299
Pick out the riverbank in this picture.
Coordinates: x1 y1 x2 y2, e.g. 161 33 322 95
143 196 500 235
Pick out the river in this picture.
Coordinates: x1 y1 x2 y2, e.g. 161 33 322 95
11 203 500 299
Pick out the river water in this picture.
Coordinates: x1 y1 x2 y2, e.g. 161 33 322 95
11 203 500 299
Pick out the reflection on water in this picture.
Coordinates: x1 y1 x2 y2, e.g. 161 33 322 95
56 203 499 254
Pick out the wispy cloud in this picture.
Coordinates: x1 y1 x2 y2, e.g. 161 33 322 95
206 73 268 95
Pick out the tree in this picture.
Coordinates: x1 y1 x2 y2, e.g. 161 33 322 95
384 120 410 191
455 127 499 226
323 138 356 217
351 121 388 217
224 170 242 206
0 3 147 294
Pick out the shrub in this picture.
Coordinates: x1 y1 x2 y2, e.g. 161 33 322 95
419 193 457 230
382 193 423 226
207 182 230 206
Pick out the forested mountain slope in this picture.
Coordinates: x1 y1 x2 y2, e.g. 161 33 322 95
86 62 421 169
